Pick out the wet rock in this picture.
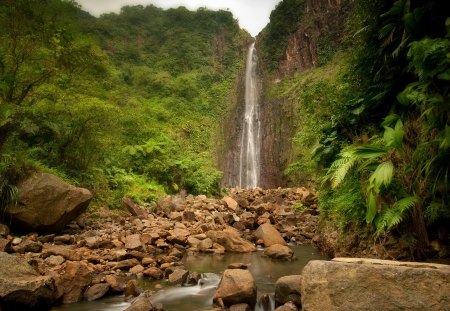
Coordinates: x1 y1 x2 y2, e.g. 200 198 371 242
124 280 142 298
275 275 302 305
83 283 109 301
254 223 286 247
53 261 92 303
5 172 92 233
168 268 189 285
186 272 201 285
124 295 156 311
213 269 256 307
105 275 127 292
264 244 294 260
13 240 43 253
206 229 256 252
0 252 54 310
301 258 450 311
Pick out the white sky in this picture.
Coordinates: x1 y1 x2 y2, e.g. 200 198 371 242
76 0 281 37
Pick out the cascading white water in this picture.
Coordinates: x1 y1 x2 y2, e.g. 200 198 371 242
238 42 260 188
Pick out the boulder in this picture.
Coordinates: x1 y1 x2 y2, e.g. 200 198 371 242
122 197 148 217
168 269 189 285
42 244 81 261
0 252 55 310
6 173 92 233
124 295 156 311
83 283 109 301
125 234 143 250
229 303 252 311
264 244 294 260
254 223 286 247
52 261 92 303
275 275 302 305
213 269 256 307
143 267 163 280
301 258 450 311
223 196 238 211
206 229 256 252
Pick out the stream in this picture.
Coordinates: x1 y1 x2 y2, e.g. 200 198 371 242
52 246 326 311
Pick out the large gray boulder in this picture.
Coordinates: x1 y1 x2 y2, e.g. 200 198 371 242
0 252 55 310
213 269 257 307
6 173 92 233
301 258 450 311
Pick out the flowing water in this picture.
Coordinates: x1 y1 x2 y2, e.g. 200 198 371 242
238 42 261 189
53 246 326 311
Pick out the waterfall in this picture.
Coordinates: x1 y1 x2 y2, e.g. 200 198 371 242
238 42 260 188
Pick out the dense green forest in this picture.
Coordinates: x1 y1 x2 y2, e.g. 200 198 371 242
0 0 448 257
260 0 449 256
0 0 249 207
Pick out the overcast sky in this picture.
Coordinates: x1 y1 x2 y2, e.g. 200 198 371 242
76 0 281 36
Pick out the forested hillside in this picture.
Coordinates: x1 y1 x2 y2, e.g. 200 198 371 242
259 0 449 257
0 0 250 208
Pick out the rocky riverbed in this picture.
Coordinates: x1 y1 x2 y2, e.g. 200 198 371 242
0 187 322 310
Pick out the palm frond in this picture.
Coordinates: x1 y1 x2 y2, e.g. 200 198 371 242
376 196 417 234
369 161 394 193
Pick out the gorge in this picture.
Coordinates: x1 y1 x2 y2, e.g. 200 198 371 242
0 0 449 310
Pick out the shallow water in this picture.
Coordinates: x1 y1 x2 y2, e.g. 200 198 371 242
52 246 326 311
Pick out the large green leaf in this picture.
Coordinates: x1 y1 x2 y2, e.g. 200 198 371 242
369 161 394 193
366 191 377 224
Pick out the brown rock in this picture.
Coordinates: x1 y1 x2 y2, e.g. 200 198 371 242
105 275 126 292
168 268 189 285
0 252 54 310
213 269 256 307
0 237 12 252
301 258 450 311
42 244 81 261
264 244 294 260
124 280 142 298
254 223 286 247
206 229 256 252
125 234 142 250
115 258 140 270
143 267 163 280
229 303 252 311
53 261 92 303
122 197 148 217
5 172 92 233
130 265 145 274
13 240 43 253
275 275 302 305
223 196 238 211
83 283 109 301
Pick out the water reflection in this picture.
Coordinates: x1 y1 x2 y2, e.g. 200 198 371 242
51 246 326 311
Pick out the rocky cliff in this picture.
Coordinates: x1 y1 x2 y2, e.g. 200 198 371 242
273 0 348 79
255 0 351 187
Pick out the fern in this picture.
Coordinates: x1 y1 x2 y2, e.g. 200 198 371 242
376 196 417 234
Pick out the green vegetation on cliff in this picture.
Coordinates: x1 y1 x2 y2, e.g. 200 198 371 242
261 0 449 256
0 0 249 207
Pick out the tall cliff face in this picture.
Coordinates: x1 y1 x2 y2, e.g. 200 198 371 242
273 0 348 78
256 0 350 187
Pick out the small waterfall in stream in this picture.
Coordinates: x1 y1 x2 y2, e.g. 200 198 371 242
238 42 261 188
